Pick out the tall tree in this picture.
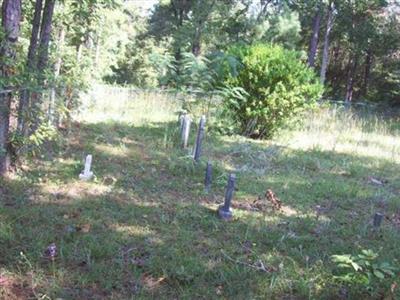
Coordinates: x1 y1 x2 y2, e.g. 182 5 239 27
0 0 22 175
17 0 44 135
320 1 334 84
308 5 323 67
344 55 358 102
360 48 372 97
30 0 56 133
190 0 216 56
37 0 56 80
149 0 234 59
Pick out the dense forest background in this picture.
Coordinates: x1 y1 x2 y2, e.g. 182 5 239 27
1 0 400 173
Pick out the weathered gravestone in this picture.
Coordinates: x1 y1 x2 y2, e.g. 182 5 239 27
194 115 206 162
180 114 191 149
79 154 94 181
373 212 384 228
218 173 236 220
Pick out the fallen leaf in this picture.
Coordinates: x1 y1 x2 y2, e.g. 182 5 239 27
266 189 282 210
141 274 166 290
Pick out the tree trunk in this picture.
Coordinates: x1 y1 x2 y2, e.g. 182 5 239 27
330 44 341 91
345 56 358 103
320 1 334 84
171 0 186 66
308 6 323 68
192 22 202 56
37 0 56 77
17 0 43 135
191 0 215 56
0 0 22 175
30 0 56 133
360 49 372 98
49 27 65 125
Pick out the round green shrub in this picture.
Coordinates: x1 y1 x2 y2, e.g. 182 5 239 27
221 44 323 139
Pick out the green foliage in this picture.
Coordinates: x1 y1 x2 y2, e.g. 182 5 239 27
150 51 218 92
332 250 397 290
149 51 176 86
28 123 58 148
5 123 58 168
220 44 323 139
253 7 302 50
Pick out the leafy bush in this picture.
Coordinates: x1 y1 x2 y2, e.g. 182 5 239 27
331 250 397 291
220 44 323 139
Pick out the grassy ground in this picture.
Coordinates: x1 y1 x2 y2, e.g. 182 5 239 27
1 93 400 299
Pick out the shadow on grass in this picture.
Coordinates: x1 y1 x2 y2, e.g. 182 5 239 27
0 177 341 299
1 120 399 299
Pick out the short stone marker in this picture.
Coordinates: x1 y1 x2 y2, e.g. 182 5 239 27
194 115 206 162
373 212 383 228
79 154 94 181
218 173 236 220
181 114 191 149
204 161 212 193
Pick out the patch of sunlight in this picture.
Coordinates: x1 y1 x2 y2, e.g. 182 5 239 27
74 85 180 125
111 224 158 239
280 205 298 217
233 207 282 222
94 143 131 158
285 130 400 162
316 215 331 223
272 106 400 163
39 182 111 203
56 157 77 165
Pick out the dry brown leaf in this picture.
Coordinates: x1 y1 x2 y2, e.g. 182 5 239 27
266 189 282 210
141 274 166 290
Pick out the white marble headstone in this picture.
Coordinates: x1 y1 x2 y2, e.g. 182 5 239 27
79 154 94 181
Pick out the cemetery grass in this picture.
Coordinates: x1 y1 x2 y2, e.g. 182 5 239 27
1 106 400 299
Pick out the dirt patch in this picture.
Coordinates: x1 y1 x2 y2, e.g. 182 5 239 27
389 212 400 229
232 189 283 212
0 275 33 300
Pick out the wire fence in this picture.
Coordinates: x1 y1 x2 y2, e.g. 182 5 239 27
75 84 222 125
2 85 396 129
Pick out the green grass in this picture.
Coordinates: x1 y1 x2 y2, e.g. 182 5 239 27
1 93 400 299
